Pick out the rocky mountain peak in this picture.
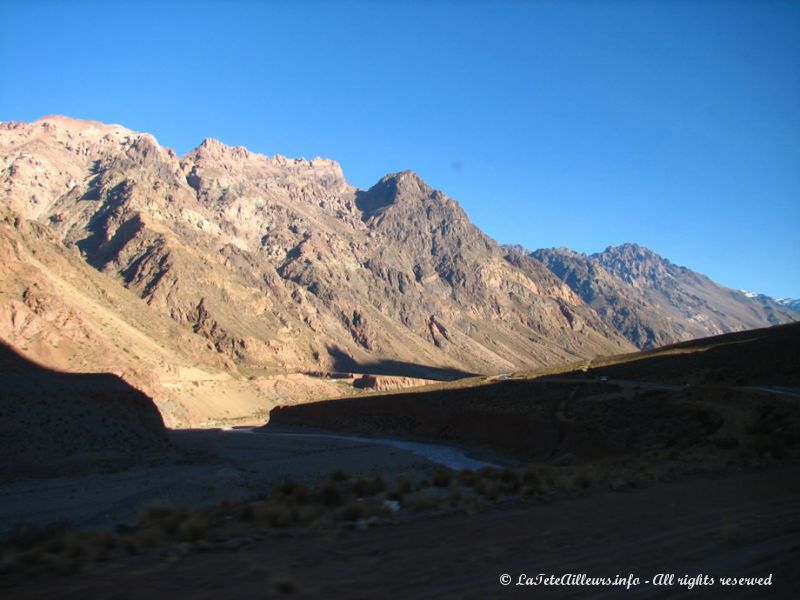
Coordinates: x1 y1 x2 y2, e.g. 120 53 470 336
356 170 435 217
534 244 796 349
183 137 348 196
592 243 676 286
596 243 659 261
188 137 253 162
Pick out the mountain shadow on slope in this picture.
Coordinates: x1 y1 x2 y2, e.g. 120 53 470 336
326 345 474 380
0 343 169 480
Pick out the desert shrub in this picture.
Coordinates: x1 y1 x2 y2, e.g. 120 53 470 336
318 482 345 507
177 514 209 542
387 473 416 500
18 547 45 567
50 554 81 575
329 468 349 482
360 500 389 519
63 533 88 561
448 486 465 507
431 468 452 488
458 469 478 487
477 466 500 480
498 468 521 493
722 521 744 546
256 502 293 527
293 505 321 525
474 478 500 500
351 474 385 497
521 483 542 497
403 492 442 512
140 503 189 535
521 465 542 487
123 538 143 556
575 472 592 489
138 526 167 548
275 478 300 498
290 485 312 505
43 535 67 555
89 532 115 562
553 473 576 492
750 435 786 459
274 576 298 594
238 503 257 522
339 502 364 522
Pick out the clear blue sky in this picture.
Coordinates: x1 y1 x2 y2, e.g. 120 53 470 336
1 0 798 297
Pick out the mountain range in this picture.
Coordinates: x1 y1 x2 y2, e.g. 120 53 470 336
527 244 793 349
1 116 796 424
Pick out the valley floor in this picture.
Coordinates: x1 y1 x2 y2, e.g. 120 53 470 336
0 429 441 537
3 461 799 599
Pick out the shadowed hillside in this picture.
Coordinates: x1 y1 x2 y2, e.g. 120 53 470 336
0 343 168 480
584 321 800 386
269 323 800 460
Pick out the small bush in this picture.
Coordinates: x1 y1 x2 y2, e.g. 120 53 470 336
477 466 500 480
329 469 349 482
318 482 345 507
290 485 312 505
274 576 298 594
722 521 744 546
352 474 385 497
340 502 364 522
275 479 300 498
123 538 143 556
403 492 442 512
458 469 478 487
138 526 167 548
498 469 521 493
387 472 417 500
575 473 592 489
521 465 542 487
293 505 321 525
448 486 464 507
431 468 452 488
178 514 209 542
140 503 189 535
63 534 87 561
474 479 500 501
256 502 293 527
394 473 415 494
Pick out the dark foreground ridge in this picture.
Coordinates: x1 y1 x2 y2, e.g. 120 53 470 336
0 343 168 480
269 322 800 459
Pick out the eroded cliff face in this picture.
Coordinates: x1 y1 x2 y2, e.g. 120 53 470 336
1 116 633 385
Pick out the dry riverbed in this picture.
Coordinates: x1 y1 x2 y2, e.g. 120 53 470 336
0 428 445 537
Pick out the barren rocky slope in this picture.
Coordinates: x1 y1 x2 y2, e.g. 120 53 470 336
0 205 357 427
530 244 796 348
0 116 632 387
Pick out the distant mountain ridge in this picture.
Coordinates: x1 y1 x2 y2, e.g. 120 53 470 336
776 297 800 312
528 243 795 348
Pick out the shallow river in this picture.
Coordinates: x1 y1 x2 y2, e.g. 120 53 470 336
248 430 499 471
